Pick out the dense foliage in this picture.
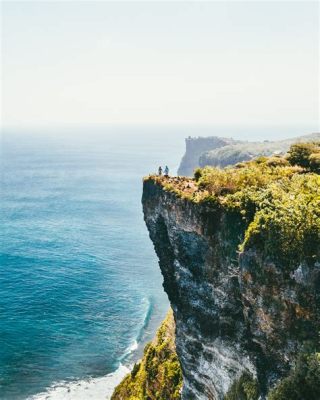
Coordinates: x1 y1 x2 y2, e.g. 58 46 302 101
194 160 300 196
267 352 320 400
287 142 320 172
238 173 320 267
111 310 182 400
149 146 320 270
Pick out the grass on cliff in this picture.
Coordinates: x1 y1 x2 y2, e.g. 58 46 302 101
145 142 320 270
111 310 182 400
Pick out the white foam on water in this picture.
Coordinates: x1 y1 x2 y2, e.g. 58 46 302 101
28 300 152 400
120 340 138 361
128 339 138 352
29 364 131 400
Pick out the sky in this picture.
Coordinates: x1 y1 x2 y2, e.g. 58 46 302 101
1 1 319 131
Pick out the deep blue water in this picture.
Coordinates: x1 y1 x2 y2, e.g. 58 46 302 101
0 128 186 399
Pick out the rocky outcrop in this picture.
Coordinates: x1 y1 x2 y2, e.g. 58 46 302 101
142 178 320 399
177 136 235 176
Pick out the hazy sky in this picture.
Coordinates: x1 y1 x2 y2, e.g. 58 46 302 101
1 1 319 129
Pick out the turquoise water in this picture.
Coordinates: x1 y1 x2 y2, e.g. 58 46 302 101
0 128 186 399
1 125 313 399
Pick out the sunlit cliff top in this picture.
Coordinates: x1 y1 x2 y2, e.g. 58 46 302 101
144 142 320 268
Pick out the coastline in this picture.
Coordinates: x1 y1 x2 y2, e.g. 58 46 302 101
28 300 162 400
27 297 167 399
29 364 131 400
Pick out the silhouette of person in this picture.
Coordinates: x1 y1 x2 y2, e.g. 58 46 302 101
158 166 162 176
164 165 169 176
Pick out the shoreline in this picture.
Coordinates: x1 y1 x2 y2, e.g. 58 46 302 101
29 364 131 400
28 299 167 400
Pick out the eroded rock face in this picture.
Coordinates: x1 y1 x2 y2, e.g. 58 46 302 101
142 181 252 399
142 179 320 399
177 137 234 176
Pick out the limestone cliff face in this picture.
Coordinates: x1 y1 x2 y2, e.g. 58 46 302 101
177 137 234 176
142 179 320 399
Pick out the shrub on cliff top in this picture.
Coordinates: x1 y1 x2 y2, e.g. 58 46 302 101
194 168 203 182
287 142 320 171
147 149 320 269
189 154 320 269
309 152 320 173
195 162 300 196
239 173 320 268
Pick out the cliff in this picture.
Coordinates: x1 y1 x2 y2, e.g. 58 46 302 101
178 132 320 176
141 156 320 399
177 136 235 176
111 310 182 400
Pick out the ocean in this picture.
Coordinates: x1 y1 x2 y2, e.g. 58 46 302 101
0 124 314 399
0 127 186 400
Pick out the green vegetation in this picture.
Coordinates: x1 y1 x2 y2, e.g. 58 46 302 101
224 372 260 400
309 152 320 173
287 142 320 171
141 143 320 399
111 310 182 400
239 173 320 267
146 143 320 270
194 160 300 197
267 352 320 400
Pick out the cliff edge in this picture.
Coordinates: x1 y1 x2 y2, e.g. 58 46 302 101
142 155 320 399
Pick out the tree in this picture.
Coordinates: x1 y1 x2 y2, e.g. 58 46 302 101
309 153 320 173
287 143 316 168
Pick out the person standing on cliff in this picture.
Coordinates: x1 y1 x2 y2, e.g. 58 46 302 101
164 165 169 176
158 166 162 176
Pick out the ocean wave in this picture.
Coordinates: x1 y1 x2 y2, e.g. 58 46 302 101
118 296 153 363
137 297 153 342
28 364 131 400
29 298 154 400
